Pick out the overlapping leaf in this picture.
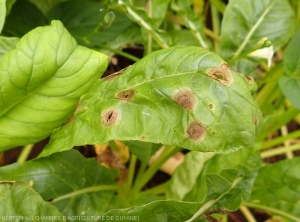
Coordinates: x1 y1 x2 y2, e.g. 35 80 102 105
220 0 295 62
0 182 65 221
40 45 262 157
0 150 116 217
248 157 300 221
0 20 108 151
167 148 261 212
279 26 300 110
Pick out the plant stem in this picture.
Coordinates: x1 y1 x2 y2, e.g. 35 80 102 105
17 144 34 163
239 206 256 222
243 202 300 222
281 125 294 159
109 140 118 151
261 143 300 159
210 4 220 53
99 46 140 62
123 154 137 192
260 129 300 149
132 146 179 194
139 181 169 196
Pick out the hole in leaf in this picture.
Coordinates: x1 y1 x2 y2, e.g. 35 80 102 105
117 89 135 101
101 109 120 126
173 89 196 111
187 121 206 141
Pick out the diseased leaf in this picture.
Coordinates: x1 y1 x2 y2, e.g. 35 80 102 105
0 36 19 60
248 157 300 221
167 149 261 212
220 0 295 61
49 0 132 47
0 20 108 151
41 45 262 157
0 150 116 217
0 182 65 221
279 26 300 110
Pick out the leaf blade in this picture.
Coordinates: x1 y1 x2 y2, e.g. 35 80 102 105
41 46 262 157
0 20 108 151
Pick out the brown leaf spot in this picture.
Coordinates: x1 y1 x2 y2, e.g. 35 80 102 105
117 89 135 101
187 121 206 141
246 76 254 83
207 68 232 85
221 62 232 69
209 104 213 109
140 136 146 140
253 116 258 125
103 68 126 81
101 109 120 126
173 89 196 111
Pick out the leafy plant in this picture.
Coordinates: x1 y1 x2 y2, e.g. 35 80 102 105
0 0 300 221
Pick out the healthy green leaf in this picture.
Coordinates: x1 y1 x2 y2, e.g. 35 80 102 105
119 0 171 48
122 141 161 163
0 0 5 34
0 36 19 60
30 0 64 17
41 45 262 157
102 200 205 222
5 0 16 16
49 0 132 47
0 20 108 151
167 148 261 212
2 0 47 36
171 0 210 49
220 0 295 61
279 26 300 110
104 169 255 222
0 149 116 217
247 157 300 221
0 182 65 221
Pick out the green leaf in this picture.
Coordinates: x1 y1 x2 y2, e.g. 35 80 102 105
0 182 65 221
220 0 295 61
0 0 5 34
167 149 261 212
119 0 171 48
29 0 64 17
2 0 47 37
0 149 116 217
0 36 19 60
103 200 205 221
104 170 256 221
5 0 16 16
171 0 210 49
0 20 108 151
279 26 300 110
40 45 262 157
122 141 161 163
49 0 132 47
246 157 300 221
